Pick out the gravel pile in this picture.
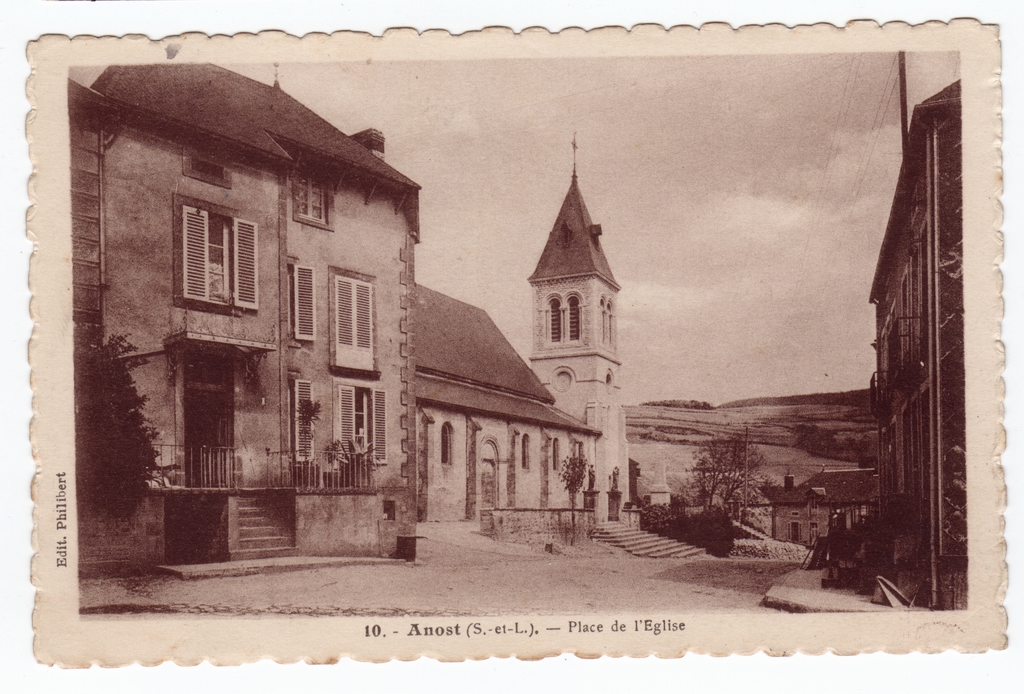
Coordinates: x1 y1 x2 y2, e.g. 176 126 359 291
730 538 809 561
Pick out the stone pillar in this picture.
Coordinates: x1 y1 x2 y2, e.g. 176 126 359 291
648 458 671 506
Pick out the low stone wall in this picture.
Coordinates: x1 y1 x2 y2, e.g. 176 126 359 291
79 495 166 577
488 508 595 546
296 492 396 557
622 508 642 529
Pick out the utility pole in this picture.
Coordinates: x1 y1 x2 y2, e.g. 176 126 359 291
898 51 909 155
742 426 749 521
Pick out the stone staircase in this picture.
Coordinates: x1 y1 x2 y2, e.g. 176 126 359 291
231 493 298 561
593 522 704 559
732 520 773 541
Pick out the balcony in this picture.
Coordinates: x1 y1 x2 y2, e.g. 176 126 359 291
152 445 239 489
870 371 891 419
886 316 925 392
267 450 378 491
149 446 378 491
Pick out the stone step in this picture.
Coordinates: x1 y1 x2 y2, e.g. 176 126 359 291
240 525 286 539
606 532 671 548
646 543 703 558
238 535 294 551
594 531 651 543
593 523 704 560
615 536 677 552
631 539 685 555
226 547 301 563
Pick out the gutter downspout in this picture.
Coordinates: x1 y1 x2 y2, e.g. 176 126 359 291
927 125 942 609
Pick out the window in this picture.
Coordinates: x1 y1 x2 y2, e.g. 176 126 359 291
336 384 386 461
293 175 327 224
291 265 316 340
335 276 374 370
182 205 258 309
549 298 562 342
292 379 313 458
441 422 454 466
790 522 801 544
521 434 530 470
809 522 819 542
601 298 608 343
184 153 231 188
606 300 615 347
568 296 581 341
552 438 560 471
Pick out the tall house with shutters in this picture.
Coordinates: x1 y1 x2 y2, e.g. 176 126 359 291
70 64 421 575
869 81 966 610
528 173 631 521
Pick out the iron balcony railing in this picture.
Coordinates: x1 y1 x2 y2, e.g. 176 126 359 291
885 315 925 389
870 371 891 418
266 450 377 491
149 446 377 490
152 444 239 489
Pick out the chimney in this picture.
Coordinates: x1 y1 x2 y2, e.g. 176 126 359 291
352 128 385 161
784 475 794 492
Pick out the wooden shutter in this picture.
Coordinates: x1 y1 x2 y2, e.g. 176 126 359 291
336 277 354 352
336 384 356 446
355 283 372 350
294 265 316 340
294 379 313 457
233 218 259 309
182 205 209 300
335 276 374 370
373 390 386 461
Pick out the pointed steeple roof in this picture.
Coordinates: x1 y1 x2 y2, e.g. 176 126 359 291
529 174 619 288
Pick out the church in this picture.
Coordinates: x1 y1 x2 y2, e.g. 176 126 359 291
414 172 630 524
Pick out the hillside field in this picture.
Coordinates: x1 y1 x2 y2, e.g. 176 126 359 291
625 400 878 496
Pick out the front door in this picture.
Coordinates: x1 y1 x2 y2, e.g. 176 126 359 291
480 442 497 509
789 521 802 544
183 351 234 487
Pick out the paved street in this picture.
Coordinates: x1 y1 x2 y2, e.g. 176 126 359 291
80 523 798 617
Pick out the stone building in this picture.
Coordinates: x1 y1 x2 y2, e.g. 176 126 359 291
768 469 879 547
869 81 966 609
71 64 420 574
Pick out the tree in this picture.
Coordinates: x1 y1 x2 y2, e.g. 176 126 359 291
688 436 766 510
559 451 589 545
76 334 158 516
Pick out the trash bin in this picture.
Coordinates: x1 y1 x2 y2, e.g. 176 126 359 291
396 535 417 562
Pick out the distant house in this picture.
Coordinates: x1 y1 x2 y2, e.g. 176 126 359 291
768 469 879 547
869 81 966 609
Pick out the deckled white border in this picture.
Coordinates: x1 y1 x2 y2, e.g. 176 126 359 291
28 23 1003 667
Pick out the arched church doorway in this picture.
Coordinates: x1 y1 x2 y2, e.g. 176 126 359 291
480 441 498 509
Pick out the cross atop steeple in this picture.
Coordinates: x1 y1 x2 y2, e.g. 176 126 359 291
571 132 578 178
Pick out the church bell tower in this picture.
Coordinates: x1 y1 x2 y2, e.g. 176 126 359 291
528 172 632 520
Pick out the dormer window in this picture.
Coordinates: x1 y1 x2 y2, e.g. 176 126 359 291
293 175 328 225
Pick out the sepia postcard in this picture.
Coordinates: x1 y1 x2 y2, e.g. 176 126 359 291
28 22 1004 665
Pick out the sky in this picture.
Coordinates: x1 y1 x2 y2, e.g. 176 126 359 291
76 51 959 406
